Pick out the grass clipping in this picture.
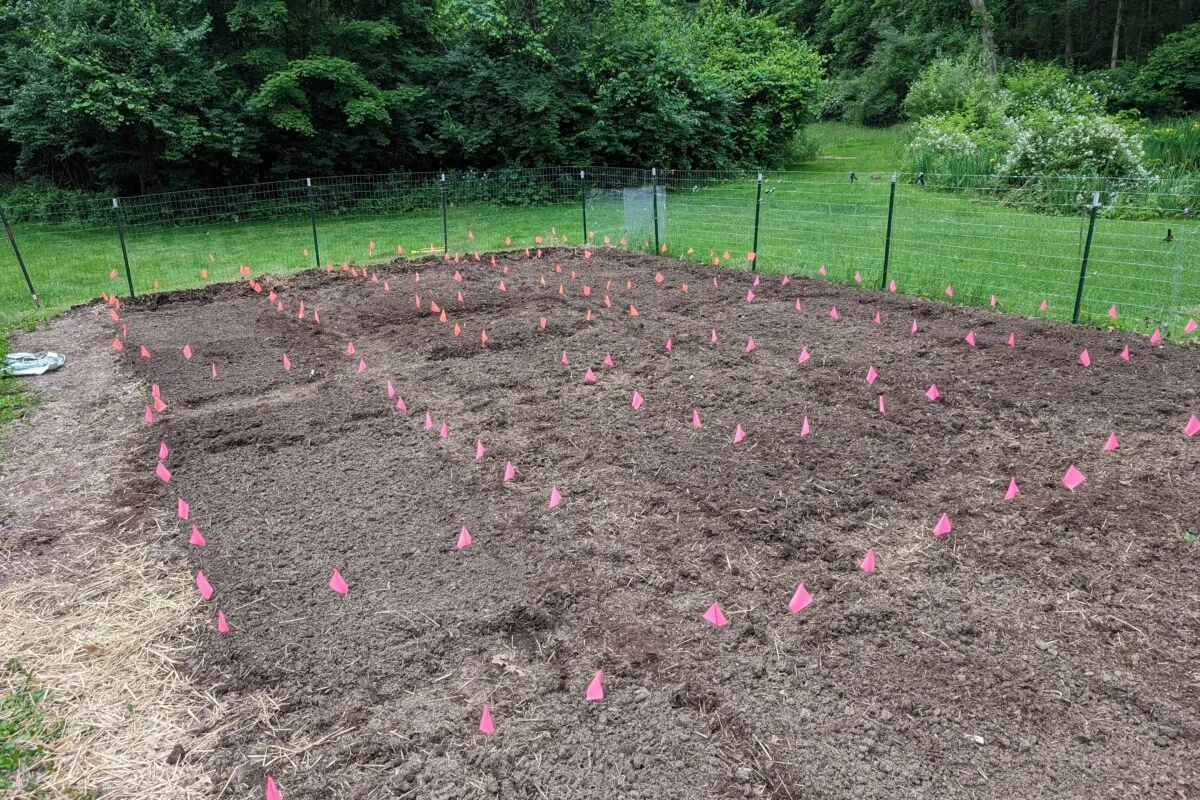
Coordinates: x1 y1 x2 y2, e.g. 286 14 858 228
0 542 221 799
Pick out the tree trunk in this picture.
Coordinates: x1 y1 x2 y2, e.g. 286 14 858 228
1110 0 1124 69
968 0 999 76
1064 3 1074 65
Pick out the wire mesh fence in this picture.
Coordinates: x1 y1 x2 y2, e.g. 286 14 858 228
0 166 1196 338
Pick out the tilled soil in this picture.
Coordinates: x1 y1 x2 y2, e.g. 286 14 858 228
114 248 1199 799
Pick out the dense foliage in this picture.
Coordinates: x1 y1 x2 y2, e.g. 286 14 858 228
0 0 823 193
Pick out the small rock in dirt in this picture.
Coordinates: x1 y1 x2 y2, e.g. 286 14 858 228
965 734 986 746
633 687 651 703
735 767 752 783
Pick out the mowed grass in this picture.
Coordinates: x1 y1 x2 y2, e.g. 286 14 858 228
0 123 1195 337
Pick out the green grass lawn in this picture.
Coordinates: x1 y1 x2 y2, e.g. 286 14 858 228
0 124 1195 338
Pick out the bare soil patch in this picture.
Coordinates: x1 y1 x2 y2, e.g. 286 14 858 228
115 248 1199 799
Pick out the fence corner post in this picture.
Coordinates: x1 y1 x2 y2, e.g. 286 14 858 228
306 178 320 269
440 173 449 255
881 172 896 291
651 168 660 255
580 169 588 247
0 202 39 308
1073 191 1101 324
751 172 763 272
112 198 135 299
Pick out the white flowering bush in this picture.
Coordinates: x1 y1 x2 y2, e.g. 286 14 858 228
998 109 1149 180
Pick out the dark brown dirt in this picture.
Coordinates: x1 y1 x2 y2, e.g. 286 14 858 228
115 248 1199 799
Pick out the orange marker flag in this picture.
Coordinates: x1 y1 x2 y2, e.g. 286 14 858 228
603 295 611 308
585 309 592 321
439 309 447 323
538 317 547 329
454 322 461 336
629 305 639 317
481 330 488 344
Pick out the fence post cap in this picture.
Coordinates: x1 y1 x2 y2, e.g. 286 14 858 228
891 172 897 184
306 177 311 186
112 198 119 208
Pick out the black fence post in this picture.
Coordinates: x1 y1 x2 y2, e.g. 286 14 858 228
1073 191 1101 324
440 173 449 254
0 203 39 308
580 170 588 246
751 172 763 272
306 178 320 269
651 168 660 254
112 198 135 298
881 173 896 291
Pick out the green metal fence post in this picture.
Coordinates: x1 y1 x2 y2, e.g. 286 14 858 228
881 173 896 291
440 173 449 254
751 172 763 272
1073 191 1101 324
306 178 321 269
581 170 588 247
112 198 135 298
0 203 39 308
651 168 660 254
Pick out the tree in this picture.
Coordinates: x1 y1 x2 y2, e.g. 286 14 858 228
967 0 998 76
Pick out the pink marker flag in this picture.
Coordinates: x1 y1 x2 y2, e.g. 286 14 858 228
475 440 486 461
829 306 839 320
798 347 810 364
781 275 790 286
911 319 918 335
189 525 206 547
990 294 997 307
819 265 826 276
745 337 755 352
586 670 604 701
1004 477 1019 501
859 549 876 573
1079 348 1091 367
1119 345 1130 361
733 424 746 444
177 497 189 520
703 602 728 627
665 338 673 352
329 568 349 594
1062 464 1086 491
266 776 281 800
584 367 596 383
1185 414 1200 437
866 366 878 384
1008 332 1016 348
457 526 472 549
1108 304 1118 319
347 341 355 355
439 422 448 439
196 571 213 601
711 328 718 344
479 705 494 734
182 344 192 360
889 279 896 293
932 513 952 536
945 284 953 298
387 380 395 398
560 350 570 365
159 441 168 460
1187 318 1198 334
503 461 516 482
788 583 812 614
854 271 862 284
211 363 217 380
548 486 562 509
424 411 433 430
925 384 940 401
1151 329 1162 343
358 358 366 373
155 462 171 482
216 610 229 634
965 330 976 347
692 409 703 428
746 289 755 302
632 390 644 410
395 396 407 411
794 298 802 311
603 353 613 368
752 274 761 286
282 353 291 371
877 395 886 415
800 416 811 437
873 311 881 326
1103 432 1119 451
1039 298 1048 312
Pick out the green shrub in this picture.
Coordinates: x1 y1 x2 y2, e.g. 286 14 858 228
1135 22 1200 115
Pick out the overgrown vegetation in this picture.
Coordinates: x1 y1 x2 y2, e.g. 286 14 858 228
0 661 65 798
